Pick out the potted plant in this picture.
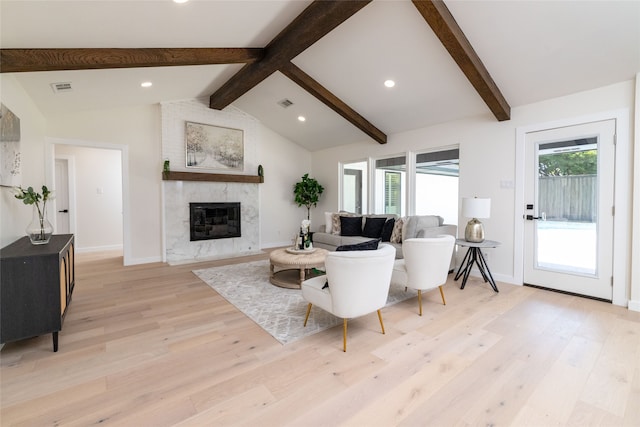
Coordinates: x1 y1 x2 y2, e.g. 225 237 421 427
12 185 54 245
293 173 324 221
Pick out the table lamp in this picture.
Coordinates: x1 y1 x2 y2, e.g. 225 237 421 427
462 197 491 243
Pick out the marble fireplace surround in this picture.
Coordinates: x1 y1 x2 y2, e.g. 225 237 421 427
163 180 261 265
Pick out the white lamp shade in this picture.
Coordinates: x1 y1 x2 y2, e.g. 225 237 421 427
462 197 491 219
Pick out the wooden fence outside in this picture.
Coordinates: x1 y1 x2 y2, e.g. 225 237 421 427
538 175 596 222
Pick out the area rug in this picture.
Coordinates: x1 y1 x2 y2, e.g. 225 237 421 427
193 260 414 345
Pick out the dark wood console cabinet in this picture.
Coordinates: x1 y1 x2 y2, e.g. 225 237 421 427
1 234 75 352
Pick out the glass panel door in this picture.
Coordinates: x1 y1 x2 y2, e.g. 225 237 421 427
342 161 367 214
524 120 615 301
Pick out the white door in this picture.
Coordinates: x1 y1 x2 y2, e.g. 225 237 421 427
523 119 615 300
55 158 70 234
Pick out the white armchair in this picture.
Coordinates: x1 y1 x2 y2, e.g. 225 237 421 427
301 244 396 352
390 236 455 316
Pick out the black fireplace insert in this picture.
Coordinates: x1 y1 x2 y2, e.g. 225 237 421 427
189 202 241 241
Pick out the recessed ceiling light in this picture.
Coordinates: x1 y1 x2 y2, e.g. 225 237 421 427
141 81 153 88
298 116 306 122
384 79 396 88
173 0 189 3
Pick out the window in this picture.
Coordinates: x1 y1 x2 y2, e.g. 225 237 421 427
375 156 406 216
384 171 402 215
414 148 459 225
341 148 458 220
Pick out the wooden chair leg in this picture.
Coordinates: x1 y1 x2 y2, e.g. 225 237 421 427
377 309 385 334
439 285 446 305
343 319 348 352
303 303 312 327
418 289 423 316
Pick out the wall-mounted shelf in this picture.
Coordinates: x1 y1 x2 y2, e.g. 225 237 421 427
162 171 264 184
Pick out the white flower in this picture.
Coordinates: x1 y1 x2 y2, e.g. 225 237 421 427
301 219 310 231
10 186 23 197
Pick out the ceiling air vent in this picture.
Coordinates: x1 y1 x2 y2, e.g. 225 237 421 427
277 98 293 108
50 82 73 93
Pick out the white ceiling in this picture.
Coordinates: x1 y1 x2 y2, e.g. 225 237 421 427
2 0 639 151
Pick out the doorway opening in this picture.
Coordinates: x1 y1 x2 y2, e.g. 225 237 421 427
342 160 367 214
50 140 127 265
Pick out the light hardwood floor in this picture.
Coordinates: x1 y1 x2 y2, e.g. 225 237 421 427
1 249 639 426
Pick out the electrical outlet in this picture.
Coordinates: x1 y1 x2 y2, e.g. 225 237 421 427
482 251 490 262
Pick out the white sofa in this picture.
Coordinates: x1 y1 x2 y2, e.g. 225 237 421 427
312 213 457 267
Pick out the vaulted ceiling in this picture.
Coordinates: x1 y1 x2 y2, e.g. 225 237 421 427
1 0 639 152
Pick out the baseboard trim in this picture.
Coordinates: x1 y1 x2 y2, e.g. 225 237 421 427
454 268 519 285
76 244 123 253
261 241 296 249
628 300 640 312
166 250 265 266
125 256 163 266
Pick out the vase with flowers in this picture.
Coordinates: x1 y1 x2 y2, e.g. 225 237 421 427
300 219 312 250
12 185 54 245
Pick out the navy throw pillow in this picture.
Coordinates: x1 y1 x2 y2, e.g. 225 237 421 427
340 216 363 236
362 217 387 238
336 239 380 252
380 218 395 242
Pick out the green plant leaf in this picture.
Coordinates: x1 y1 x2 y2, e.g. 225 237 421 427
293 174 324 219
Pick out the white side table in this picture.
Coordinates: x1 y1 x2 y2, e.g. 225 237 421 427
454 239 500 292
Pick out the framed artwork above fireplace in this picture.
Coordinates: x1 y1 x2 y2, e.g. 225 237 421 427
185 121 244 171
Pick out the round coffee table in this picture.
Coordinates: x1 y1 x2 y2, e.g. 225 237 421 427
269 247 329 289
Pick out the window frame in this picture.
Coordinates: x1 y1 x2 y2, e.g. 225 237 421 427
339 145 459 217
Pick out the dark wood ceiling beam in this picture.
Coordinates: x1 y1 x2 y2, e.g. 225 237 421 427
281 62 386 144
209 0 371 110
412 0 511 121
0 48 264 73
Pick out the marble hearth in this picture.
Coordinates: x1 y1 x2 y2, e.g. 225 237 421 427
163 180 260 264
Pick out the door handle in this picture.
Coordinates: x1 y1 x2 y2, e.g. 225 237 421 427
58 209 69 213
526 212 546 221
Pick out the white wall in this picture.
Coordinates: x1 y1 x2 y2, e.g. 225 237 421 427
631 74 640 312
311 80 636 305
0 75 47 248
258 124 312 247
44 105 160 264
54 144 123 252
